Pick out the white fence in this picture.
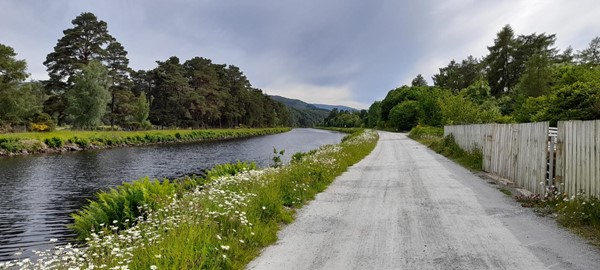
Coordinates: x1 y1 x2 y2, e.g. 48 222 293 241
445 122 549 194
555 120 600 197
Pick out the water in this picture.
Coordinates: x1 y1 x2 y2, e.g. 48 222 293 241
0 128 345 261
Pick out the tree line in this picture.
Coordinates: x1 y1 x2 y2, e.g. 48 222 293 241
329 25 600 130
0 12 290 132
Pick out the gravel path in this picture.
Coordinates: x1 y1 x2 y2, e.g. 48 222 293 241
248 131 600 270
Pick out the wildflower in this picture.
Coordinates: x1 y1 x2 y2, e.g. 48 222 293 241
262 206 266 210
216 235 222 240
239 239 245 243
150 266 158 270
221 245 230 250
222 254 227 259
154 254 162 259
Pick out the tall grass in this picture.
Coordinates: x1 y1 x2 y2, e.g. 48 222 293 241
408 126 482 171
0 130 378 269
0 128 290 155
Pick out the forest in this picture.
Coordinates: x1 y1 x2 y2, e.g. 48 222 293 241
0 12 291 132
325 25 600 130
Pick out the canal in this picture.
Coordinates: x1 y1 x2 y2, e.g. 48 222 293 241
0 128 345 261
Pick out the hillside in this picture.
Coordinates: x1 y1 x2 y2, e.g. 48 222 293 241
312 104 357 112
269 95 330 127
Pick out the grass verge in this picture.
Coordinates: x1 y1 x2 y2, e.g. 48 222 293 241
0 129 378 269
408 126 482 171
0 128 290 156
317 127 364 134
515 191 600 246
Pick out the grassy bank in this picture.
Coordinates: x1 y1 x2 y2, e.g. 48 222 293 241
408 126 600 246
0 128 290 156
0 129 378 269
408 126 482 171
317 127 364 134
516 190 600 246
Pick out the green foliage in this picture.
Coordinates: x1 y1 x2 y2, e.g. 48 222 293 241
576 37 600 66
0 44 45 127
433 56 484 92
411 74 428 87
410 132 482 171
438 91 500 125
408 126 443 139
205 161 257 179
388 101 420 131
544 81 600 125
270 148 285 168
70 177 178 240
132 92 150 128
323 109 362 128
0 138 23 152
66 61 112 129
516 190 600 244
364 101 381 128
68 136 90 148
380 86 422 121
44 137 63 148
0 128 290 154
514 52 552 98
556 196 600 228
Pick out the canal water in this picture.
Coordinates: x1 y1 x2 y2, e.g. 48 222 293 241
0 128 345 261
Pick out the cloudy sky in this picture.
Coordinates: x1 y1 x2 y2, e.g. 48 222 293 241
1 0 599 109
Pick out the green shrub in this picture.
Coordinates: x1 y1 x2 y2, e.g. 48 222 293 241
556 195 600 228
408 126 443 140
44 137 63 148
69 136 90 148
389 101 421 131
70 177 178 240
0 138 23 152
205 161 257 179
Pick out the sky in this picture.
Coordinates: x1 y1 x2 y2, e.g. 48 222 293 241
1 0 599 109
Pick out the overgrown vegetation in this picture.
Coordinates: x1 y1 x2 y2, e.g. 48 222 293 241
516 189 600 246
0 128 290 155
0 129 378 269
408 126 482 171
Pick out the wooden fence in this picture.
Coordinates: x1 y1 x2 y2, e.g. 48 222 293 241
555 120 600 197
445 120 600 197
445 122 549 194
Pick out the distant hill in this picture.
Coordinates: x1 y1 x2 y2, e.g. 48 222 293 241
269 95 330 127
312 104 358 112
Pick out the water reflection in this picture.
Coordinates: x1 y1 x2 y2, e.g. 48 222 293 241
0 128 344 261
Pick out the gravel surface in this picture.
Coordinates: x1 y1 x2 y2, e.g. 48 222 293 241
248 131 600 270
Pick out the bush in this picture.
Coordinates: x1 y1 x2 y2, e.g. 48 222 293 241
69 136 90 148
70 177 178 240
0 138 23 152
408 126 443 140
388 101 421 131
44 137 64 148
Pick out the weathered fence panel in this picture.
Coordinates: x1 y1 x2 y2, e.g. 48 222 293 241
445 122 549 194
556 120 600 197
444 124 488 151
